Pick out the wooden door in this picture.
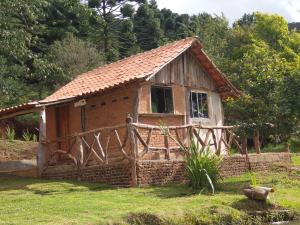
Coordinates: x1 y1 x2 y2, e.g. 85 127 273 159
55 105 70 152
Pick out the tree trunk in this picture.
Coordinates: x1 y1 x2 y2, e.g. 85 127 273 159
241 137 248 154
253 130 261 154
284 141 290 152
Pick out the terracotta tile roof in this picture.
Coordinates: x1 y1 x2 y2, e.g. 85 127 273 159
41 37 239 103
0 101 39 119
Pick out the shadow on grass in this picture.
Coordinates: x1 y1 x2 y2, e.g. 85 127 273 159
0 174 114 196
231 198 277 212
142 184 196 198
217 179 249 194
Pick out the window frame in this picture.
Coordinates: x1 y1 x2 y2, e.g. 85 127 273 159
150 85 174 114
189 90 210 120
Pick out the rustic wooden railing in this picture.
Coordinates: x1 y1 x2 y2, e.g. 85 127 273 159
42 116 260 185
43 117 253 168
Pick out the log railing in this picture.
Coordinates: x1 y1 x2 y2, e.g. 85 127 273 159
131 123 246 159
43 118 250 169
42 116 258 184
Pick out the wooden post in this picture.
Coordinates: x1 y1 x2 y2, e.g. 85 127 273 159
126 115 137 187
253 130 261 154
76 136 84 166
164 134 170 160
37 107 46 175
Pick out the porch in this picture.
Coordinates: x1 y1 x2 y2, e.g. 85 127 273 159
41 116 290 187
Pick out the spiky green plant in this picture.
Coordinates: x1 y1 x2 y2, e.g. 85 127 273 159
6 126 15 142
249 171 257 187
32 134 38 142
185 140 222 194
22 129 33 142
159 123 222 194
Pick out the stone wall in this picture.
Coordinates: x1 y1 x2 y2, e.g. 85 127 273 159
137 153 291 186
41 153 291 187
42 162 132 187
220 152 291 177
137 160 188 186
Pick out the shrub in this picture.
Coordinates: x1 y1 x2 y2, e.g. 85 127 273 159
6 126 15 142
32 134 38 142
160 124 222 194
22 129 33 141
185 141 222 193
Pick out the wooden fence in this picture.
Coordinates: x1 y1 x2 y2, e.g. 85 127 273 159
42 116 253 170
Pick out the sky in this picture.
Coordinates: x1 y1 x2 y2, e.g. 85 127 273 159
155 0 300 24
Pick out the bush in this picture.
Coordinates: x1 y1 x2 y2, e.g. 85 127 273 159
160 125 222 194
32 134 38 142
6 126 15 142
22 129 33 141
185 141 222 193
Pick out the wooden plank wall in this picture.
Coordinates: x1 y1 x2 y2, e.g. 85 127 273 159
151 50 216 91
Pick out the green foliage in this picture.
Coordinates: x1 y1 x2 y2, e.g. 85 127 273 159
5 126 15 142
47 34 104 80
0 0 95 107
160 124 221 194
224 12 300 145
185 142 222 193
249 172 257 187
134 2 162 51
22 130 33 142
32 134 38 142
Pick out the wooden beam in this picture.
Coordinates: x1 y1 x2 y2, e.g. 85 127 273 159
0 108 40 120
37 107 46 175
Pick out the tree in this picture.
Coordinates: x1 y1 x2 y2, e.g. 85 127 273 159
88 0 145 61
118 20 140 58
224 12 300 147
133 1 162 51
47 34 104 81
0 0 96 106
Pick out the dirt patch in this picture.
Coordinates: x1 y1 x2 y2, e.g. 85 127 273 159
0 140 38 161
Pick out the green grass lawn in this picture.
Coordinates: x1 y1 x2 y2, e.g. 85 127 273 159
292 154 300 166
0 156 299 225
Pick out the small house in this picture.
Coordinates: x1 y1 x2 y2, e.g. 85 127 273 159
0 37 240 186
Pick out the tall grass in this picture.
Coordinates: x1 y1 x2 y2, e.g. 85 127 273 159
185 140 222 193
6 126 15 142
22 129 33 141
159 124 222 194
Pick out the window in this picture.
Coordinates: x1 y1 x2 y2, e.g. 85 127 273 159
189 91 209 118
151 86 174 113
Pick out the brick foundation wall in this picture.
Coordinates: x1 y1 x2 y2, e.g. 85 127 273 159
137 153 291 186
42 162 132 187
41 153 291 187
137 160 188 186
220 152 291 177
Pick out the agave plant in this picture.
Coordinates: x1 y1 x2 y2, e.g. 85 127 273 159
6 126 16 142
159 123 222 194
185 140 222 194
22 129 33 142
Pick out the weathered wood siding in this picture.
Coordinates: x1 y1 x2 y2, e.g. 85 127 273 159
140 50 225 153
141 50 223 126
150 50 216 91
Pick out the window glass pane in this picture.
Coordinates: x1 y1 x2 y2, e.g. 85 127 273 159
151 86 173 113
191 92 198 118
164 88 173 113
201 93 209 118
189 91 209 118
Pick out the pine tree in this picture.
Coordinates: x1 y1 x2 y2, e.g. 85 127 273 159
133 2 162 51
